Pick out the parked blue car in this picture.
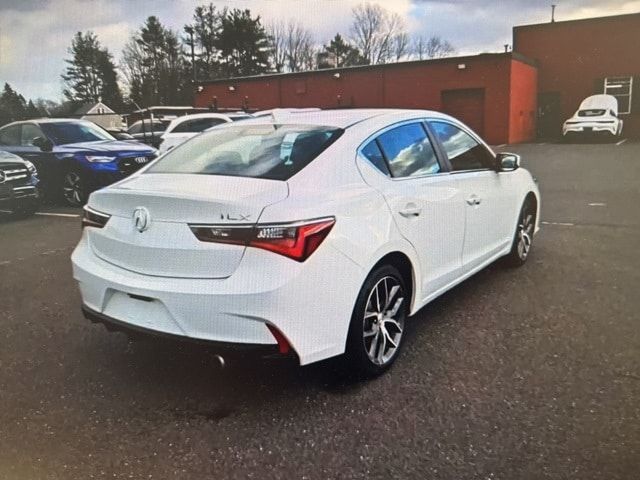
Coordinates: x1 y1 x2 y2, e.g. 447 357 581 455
0 119 157 206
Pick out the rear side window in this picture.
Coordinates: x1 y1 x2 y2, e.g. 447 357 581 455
147 124 343 181
430 121 495 171
376 123 440 178
171 118 226 133
0 125 21 146
360 140 390 176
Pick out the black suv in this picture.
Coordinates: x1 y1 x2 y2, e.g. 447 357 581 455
0 150 39 217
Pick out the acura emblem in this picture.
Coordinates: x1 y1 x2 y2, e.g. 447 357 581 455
133 207 151 232
0 171 5 184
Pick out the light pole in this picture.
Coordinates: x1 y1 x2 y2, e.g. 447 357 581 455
185 25 196 85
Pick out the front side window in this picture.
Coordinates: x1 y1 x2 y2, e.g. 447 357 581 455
604 76 633 114
430 121 494 172
41 121 114 145
0 125 21 146
376 123 440 178
21 124 44 146
147 124 343 181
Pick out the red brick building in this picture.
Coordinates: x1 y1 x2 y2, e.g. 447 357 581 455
513 12 640 139
195 12 639 143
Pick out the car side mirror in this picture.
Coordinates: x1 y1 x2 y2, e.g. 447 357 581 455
33 136 53 152
496 152 520 171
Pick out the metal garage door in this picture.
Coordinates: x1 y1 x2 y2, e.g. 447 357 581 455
441 89 485 136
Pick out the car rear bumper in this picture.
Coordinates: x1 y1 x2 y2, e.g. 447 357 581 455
71 232 364 365
563 123 617 135
81 304 284 357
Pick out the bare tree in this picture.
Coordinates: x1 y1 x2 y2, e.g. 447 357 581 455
266 21 287 73
350 3 408 64
268 20 315 72
285 21 315 72
392 32 410 61
413 35 455 60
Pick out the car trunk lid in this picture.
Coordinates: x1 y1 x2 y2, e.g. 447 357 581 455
86 173 288 279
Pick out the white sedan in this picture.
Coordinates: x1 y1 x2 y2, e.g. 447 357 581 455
157 112 251 154
72 109 540 377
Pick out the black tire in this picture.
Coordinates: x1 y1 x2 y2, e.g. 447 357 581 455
62 168 88 207
504 197 536 267
344 264 408 378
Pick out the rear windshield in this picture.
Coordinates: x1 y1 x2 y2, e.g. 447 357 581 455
578 109 606 117
147 124 343 181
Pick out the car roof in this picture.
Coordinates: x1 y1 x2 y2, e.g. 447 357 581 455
237 108 451 129
579 94 618 112
1 118 89 126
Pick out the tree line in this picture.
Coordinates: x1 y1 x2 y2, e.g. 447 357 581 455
1 3 455 123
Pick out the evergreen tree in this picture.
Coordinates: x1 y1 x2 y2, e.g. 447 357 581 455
0 83 27 125
62 31 123 109
215 8 270 77
121 16 191 106
184 4 222 81
317 34 367 69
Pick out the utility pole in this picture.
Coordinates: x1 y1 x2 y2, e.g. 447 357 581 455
551 4 556 23
185 25 196 85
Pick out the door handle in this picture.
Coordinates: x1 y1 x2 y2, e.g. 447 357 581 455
399 205 422 217
466 195 482 206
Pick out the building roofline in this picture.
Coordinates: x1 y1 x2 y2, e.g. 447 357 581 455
514 11 640 30
197 52 536 86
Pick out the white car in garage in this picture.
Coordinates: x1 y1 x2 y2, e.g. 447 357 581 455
563 94 623 139
158 112 251 154
72 109 540 377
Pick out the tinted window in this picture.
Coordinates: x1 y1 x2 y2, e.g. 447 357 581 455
41 121 114 145
578 109 606 117
21 124 44 146
430 121 494 171
377 123 440 178
147 124 343 181
0 125 21 146
172 118 226 133
361 140 390 176
128 121 167 135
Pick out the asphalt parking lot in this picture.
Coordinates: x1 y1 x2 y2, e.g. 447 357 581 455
1 141 639 479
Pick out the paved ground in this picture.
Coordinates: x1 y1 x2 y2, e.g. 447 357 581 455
1 141 638 479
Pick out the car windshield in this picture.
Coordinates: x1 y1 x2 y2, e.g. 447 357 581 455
578 109 606 117
41 121 114 145
147 124 343 181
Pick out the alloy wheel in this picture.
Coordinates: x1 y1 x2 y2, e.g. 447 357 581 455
63 171 84 206
517 209 534 261
362 276 405 366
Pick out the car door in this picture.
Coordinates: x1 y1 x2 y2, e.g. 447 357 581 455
429 120 516 270
358 121 465 300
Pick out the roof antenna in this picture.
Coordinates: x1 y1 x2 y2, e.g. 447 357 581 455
551 4 556 23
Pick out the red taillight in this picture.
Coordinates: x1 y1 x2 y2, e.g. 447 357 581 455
82 206 110 229
266 324 291 354
190 217 335 262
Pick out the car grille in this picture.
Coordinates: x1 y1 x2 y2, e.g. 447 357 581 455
0 163 30 184
118 155 156 176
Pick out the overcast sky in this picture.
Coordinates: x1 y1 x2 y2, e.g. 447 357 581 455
1 0 638 101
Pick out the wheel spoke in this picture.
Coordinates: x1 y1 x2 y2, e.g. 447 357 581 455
384 330 398 349
368 330 380 358
376 332 387 364
383 318 403 334
384 285 400 311
363 328 377 338
388 296 404 317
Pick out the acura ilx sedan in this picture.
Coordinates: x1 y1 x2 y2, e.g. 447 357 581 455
72 109 540 377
